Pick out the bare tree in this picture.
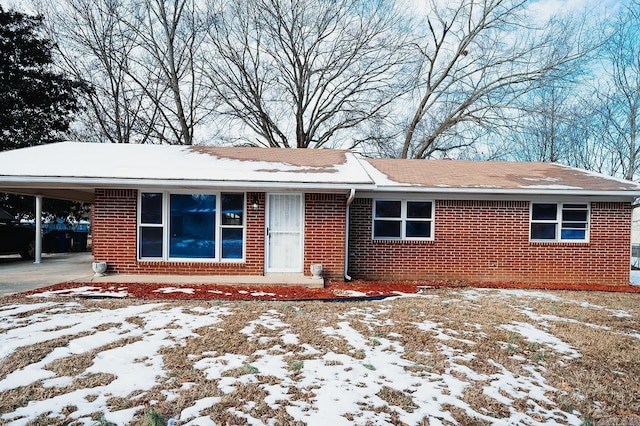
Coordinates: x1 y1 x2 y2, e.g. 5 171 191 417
37 0 159 144
594 1 640 180
38 0 210 145
203 0 412 149
509 84 580 163
402 0 590 159
126 0 210 145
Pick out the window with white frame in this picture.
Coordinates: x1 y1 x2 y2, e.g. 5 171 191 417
530 202 589 242
373 200 434 240
138 192 245 260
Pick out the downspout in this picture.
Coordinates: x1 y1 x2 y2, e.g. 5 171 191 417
630 201 640 271
344 188 356 281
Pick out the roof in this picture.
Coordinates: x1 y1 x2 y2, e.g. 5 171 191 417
363 159 640 193
0 142 639 202
0 142 372 202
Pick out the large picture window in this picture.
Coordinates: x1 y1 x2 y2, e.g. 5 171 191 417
138 191 245 261
530 202 589 242
373 200 434 240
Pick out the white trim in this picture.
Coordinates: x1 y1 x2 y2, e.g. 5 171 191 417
0 176 368 192
34 195 42 264
529 202 590 243
1 176 639 199
137 190 247 262
265 193 304 273
372 199 435 241
355 190 638 201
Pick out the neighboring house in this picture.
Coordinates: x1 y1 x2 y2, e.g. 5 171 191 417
0 142 639 287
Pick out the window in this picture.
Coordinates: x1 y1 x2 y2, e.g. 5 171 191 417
373 200 433 240
170 194 216 258
530 202 589 242
139 193 163 258
138 192 245 260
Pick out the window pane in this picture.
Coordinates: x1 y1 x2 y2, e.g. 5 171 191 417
532 203 557 220
531 223 556 240
222 193 244 226
374 220 401 238
141 193 163 224
562 209 587 222
375 200 401 218
407 201 432 219
222 228 243 259
170 194 216 258
406 220 431 238
562 222 587 229
140 227 163 258
563 203 588 209
561 229 586 240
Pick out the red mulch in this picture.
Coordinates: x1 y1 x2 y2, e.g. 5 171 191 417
13 279 640 301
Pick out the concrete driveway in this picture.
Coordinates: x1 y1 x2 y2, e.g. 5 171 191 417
0 252 94 297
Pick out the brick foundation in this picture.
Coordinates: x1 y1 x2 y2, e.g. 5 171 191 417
348 199 632 286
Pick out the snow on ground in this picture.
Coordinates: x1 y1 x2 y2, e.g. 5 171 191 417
1 288 636 425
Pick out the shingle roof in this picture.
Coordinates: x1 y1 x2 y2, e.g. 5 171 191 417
363 159 640 192
0 142 639 202
190 146 349 169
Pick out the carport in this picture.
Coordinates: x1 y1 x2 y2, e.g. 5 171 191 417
0 145 96 264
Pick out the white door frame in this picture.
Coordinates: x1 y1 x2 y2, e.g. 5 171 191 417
265 193 304 273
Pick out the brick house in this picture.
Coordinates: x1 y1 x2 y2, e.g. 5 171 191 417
1 142 639 287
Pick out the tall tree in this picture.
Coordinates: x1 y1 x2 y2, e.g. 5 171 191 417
203 0 412 149
596 1 640 180
0 7 85 219
0 7 81 151
127 0 210 145
38 0 210 145
39 0 154 144
510 84 581 163
401 0 590 159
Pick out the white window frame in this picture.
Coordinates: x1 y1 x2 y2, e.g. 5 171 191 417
137 190 246 262
529 202 590 243
372 199 435 241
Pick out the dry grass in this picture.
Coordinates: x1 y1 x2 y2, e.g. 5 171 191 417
0 289 639 425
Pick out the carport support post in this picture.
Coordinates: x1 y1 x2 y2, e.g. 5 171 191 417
34 195 42 264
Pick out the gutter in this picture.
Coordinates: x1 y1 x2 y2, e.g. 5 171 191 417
0 176 374 193
344 188 356 281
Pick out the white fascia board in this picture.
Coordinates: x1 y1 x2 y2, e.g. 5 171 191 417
0 176 373 193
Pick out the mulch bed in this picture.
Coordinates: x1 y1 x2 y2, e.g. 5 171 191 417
13 279 640 301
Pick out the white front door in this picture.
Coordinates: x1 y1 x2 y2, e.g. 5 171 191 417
266 193 303 272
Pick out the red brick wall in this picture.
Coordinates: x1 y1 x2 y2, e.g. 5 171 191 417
348 199 632 286
92 190 347 278
304 193 347 280
93 189 266 275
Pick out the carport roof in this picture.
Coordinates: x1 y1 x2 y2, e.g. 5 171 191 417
1 142 640 202
0 142 374 202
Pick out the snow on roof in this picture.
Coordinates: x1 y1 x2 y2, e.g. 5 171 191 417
363 158 640 193
0 142 373 186
0 142 639 199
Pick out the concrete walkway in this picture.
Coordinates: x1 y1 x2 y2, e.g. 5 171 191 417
0 252 324 297
0 252 95 296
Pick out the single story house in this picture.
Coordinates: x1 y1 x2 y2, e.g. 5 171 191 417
1 142 639 287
